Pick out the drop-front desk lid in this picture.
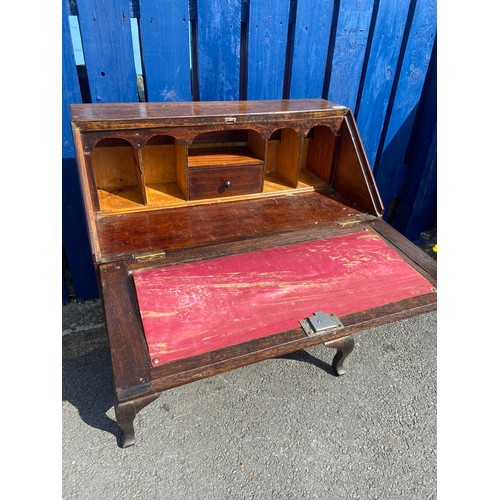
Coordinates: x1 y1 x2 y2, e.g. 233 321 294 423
131 229 435 367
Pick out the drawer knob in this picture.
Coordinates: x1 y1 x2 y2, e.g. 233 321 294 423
224 180 232 188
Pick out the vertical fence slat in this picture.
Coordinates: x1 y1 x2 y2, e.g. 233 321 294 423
374 0 436 210
77 0 138 102
326 0 376 111
246 0 290 100
391 41 437 240
197 0 241 101
62 5 99 300
395 125 437 241
289 0 335 99
139 0 192 102
355 0 412 166
63 5 81 159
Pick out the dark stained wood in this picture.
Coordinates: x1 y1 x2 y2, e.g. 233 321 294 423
124 223 369 273
71 126 101 261
305 125 337 183
324 335 355 376
70 99 437 447
115 394 160 448
115 401 136 448
188 164 264 200
333 111 384 216
133 148 148 205
96 191 366 263
71 99 349 131
98 264 153 402
80 119 343 152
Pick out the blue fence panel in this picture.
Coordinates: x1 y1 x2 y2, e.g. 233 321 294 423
77 0 138 103
247 0 290 100
392 41 437 240
355 0 412 167
62 4 99 299
62 0 437 301
396 125 437 241
326 0 376 111
289 0 334 99
374 0 437 212
139 0 192 102
62 7 81 159
197 0 241 101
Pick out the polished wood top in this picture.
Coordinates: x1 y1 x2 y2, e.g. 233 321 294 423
70 99 348 131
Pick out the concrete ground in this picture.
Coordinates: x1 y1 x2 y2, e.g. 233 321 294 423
62 299 436 500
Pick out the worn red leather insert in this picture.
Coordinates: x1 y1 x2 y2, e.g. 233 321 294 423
133 232 434 366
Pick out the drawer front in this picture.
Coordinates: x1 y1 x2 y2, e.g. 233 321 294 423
188 164 264 200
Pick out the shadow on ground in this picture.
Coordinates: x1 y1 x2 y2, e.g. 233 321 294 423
62 330 121 442
62 327 338 444
279 349 333 374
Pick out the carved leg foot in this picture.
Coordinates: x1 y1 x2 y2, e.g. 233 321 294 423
115 401 136 448
324 335 355 376
115 394 159 448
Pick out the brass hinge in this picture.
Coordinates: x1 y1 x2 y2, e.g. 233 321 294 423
337 219 362 227
133 250 166 262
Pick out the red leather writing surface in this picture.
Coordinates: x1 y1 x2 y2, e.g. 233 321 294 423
133 232 434 366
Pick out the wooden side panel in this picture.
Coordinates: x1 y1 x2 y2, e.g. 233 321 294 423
355 0 412 166
248 130 266 159
289 0 335 99
138 0 192 102
305 126 336 184
374 1 436 209
196 0 241 100
276 128 301 187
247 0 290 99
326 0 376 110
133 231 434 366
133 148 147 204
175 141 188 198
99 264 152 400
77 0 138 103
333 113 383 216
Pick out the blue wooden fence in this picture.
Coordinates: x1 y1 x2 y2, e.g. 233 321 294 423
62 0 437 302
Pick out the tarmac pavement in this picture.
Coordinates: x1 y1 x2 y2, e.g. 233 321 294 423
62 299 437 500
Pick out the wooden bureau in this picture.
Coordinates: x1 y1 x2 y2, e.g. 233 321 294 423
70 99 437 447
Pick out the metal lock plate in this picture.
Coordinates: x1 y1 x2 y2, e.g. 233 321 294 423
300 311 344 337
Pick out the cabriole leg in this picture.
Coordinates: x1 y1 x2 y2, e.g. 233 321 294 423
324 335 355 376
115 401 136 448
115 394 159 448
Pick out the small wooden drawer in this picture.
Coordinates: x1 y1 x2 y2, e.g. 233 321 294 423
188 164 264 200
